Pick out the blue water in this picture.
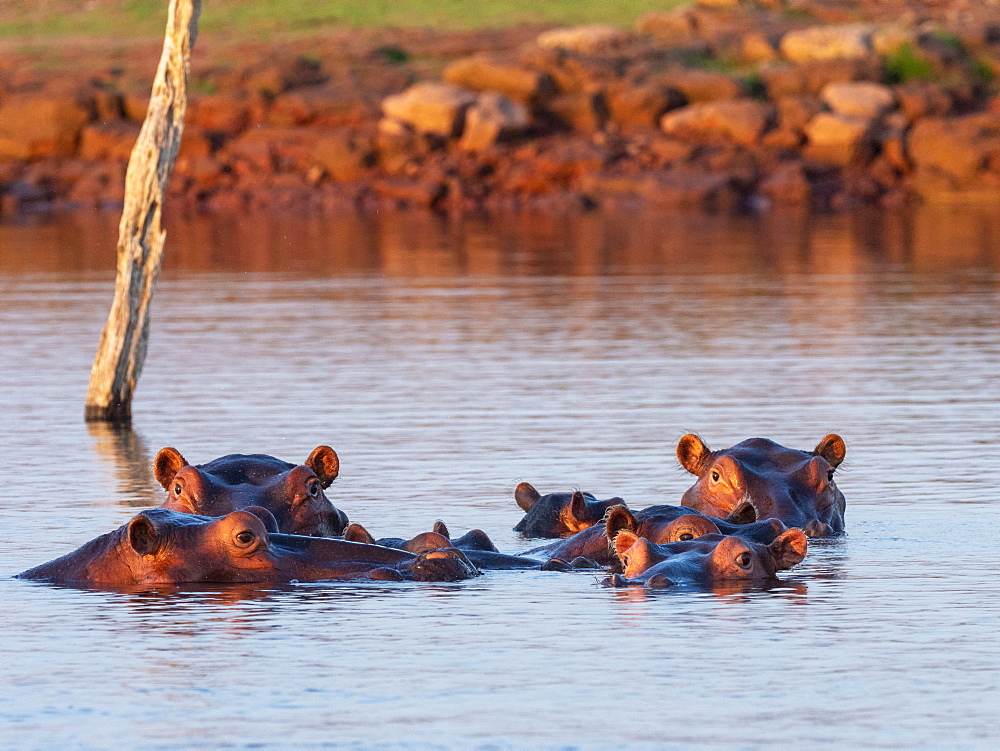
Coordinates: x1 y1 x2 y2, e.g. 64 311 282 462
1 208 999 748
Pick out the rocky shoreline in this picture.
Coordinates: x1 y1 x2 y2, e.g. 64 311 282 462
1 0 999 218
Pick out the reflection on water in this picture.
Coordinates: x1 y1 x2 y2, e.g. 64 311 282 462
1 207 999 748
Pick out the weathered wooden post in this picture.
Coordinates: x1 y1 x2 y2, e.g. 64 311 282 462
84 0 202 423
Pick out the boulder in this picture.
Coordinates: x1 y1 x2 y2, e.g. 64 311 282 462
660 99 775 145
582 170 738 209
908 114 1000 185
779 24 875 62
635 9 696 43
651 69 744 103
803 112 873 165
758 162 811 204
268 84 373 128
189 93 253 136
820 82 895 119
536 25 634 54
78 122 140 161
458 93 531 151
443 55 556 103
381 83 477 138
543 92 608 134
760 56 885 98
312 131 374 181
604 82 683 128
776 96 825 131
895 81 952 122
0 95 91 159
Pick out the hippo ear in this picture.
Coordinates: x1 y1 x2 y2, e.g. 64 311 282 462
343 523 376 545
568 490 588 522
605 504 637 540
127 515 162 557
153 447 188 490
306 446 340 488
242 505 279 533
676 434 711 475
515 482 541 512
646 573 674 589
814 434 846 468
769 529 808 571
432 519 450 539
613 530 639 562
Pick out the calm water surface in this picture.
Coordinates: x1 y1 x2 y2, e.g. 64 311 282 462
1 208 998 749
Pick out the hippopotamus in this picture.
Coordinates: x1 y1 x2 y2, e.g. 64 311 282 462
513 483 626 537
523 503 787 568
676 434 847 537
154 445 349 537
17 508 479 586
605 527 808 588
343 521 545 570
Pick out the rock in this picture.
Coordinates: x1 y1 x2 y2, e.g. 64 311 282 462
740 32 781 64
189 94 252 136
758 162 811 204
803 112 873 165
776 96 825 130
543 92 608 134
374 178 445 208
536 25 634 54
651 69 744 103
443 55 556 103
604 82 683 128
871 24 918 56
123 92 151 123
459 93 530 151
908 114 1000 185
381 83 477 138
582 170 738 209
635 9 696 42
780 24 875 62
243 56 326 97
895 81 952 122
268 84 373 128
312 131 374 181
760 56 885 97
660 99 775 146
78 122 140 161
821 82 895 119
0 95 92 159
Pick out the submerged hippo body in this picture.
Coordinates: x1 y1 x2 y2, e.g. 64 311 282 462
676 434 847 537
17 509 478 586
513 483 625 538
154 446 349 537
606 527 807 588
523 504 786 567
343 521 542 570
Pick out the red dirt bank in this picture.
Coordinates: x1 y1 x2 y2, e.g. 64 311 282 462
1 0 999 218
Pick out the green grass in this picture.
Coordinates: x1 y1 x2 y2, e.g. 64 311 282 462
0 0 689 39
885 43 935 83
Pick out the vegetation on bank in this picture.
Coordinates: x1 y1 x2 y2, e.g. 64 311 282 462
0 0 687 39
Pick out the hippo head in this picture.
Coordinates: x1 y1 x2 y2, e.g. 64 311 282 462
676 434 847 537
154 445 348 537
613 528 808 583
513 482 625 538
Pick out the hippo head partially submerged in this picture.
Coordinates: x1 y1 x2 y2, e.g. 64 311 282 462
676 434 847 537
154 446 349 537
608 528 808 588
513 483 626 538
17 508 478 586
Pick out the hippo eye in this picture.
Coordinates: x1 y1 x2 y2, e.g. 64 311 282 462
679 533 694 541
234 530 256 547
307 479 321 497
736 551 752 568
173 483 183 495
827 469 835 481
710 470 720 482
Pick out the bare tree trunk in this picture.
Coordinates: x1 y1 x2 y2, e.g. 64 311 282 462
84 0 202 423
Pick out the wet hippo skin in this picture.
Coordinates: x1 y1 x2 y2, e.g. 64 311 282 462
18 508 479 585
154 445 349 537
513 484 626 538
677 434 847 537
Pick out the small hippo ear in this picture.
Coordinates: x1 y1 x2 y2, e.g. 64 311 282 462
306 446 340 488
613 530 639 562
676 434 711 475
242 506 279 533
646 573 674 589
343 523 376 545
515 482 541 512
432 520 450 539
814 434 846 468
770 529 808 571
153 447 188 490
568 490 588 522
127 515 161 557
605 504 637 540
